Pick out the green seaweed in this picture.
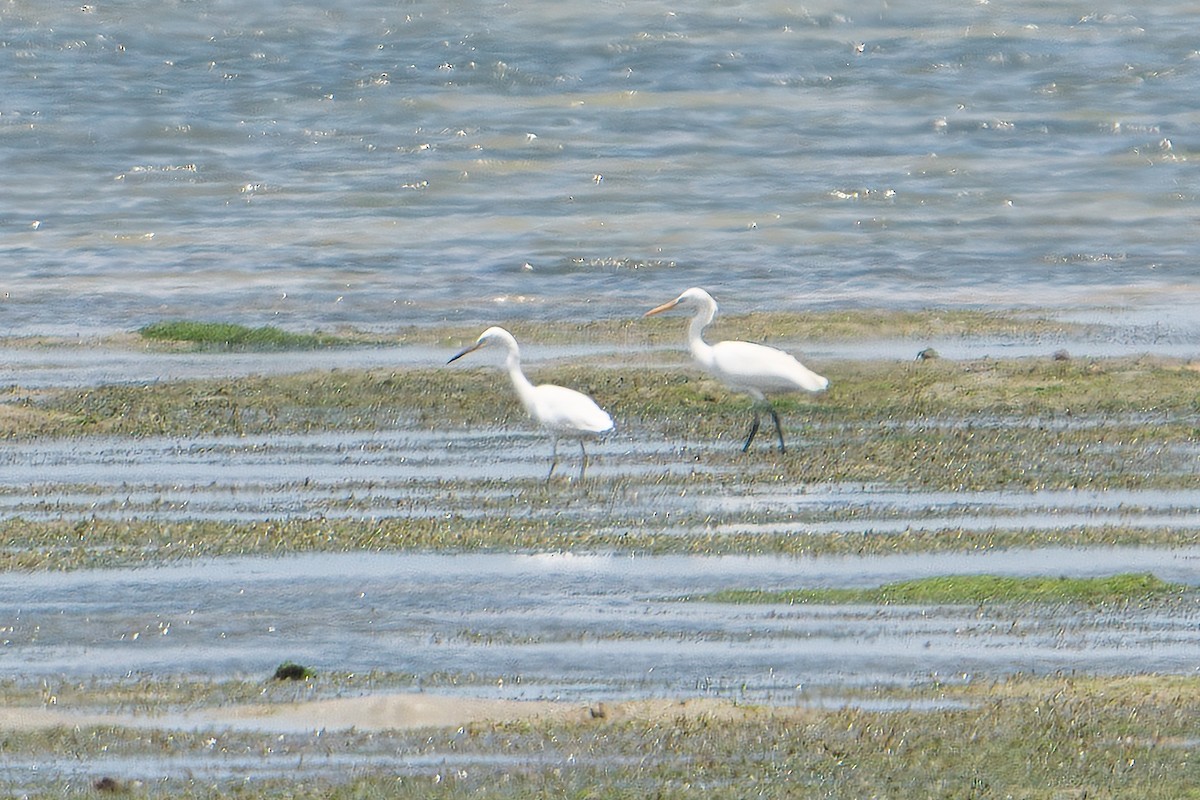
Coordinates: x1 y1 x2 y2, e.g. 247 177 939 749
138 320 343 350
696 572 1190 606
272 662 315 681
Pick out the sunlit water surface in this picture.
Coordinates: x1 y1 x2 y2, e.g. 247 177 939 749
5 549 1200 696
3 0 1199 338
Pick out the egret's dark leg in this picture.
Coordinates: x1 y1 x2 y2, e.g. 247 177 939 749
578 439 589 481
769 405 786 452
547 437 559 482
742 409 762 452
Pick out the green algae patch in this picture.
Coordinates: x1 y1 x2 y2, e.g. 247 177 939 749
697 573 1190 606
139 321 345 350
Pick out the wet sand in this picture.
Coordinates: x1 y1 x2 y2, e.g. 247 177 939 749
0 693 579 734
0 692 780 734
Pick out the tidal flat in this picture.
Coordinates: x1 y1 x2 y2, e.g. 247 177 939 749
1 309 1199 797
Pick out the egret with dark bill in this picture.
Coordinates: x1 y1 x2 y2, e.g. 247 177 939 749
448 326 614 480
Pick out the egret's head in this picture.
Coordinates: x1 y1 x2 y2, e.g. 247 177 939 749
447 326 517 364
644 287 716 317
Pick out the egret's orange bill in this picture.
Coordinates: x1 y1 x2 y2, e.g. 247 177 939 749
644 298 679 317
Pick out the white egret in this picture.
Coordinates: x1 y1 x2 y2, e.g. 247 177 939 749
645 287 828 452
447 326 614 480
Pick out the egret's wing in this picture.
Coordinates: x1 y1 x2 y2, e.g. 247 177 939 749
710 340 829 393
531 384 614 435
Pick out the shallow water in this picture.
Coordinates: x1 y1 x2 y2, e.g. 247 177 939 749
4 425 1198 532
1 750 608 793
3 414 1198 780
6 329 1200 393
0 344 445 389
4 549 1199 698
3 0 1200 338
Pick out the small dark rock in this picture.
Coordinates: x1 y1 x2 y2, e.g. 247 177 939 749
93 777 124 793
273 661 314 681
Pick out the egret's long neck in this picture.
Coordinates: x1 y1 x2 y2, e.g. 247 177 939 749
687 303 717 369
503 342 538 413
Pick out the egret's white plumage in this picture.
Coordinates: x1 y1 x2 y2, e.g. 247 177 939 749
645 287 828 452
448 326 613 480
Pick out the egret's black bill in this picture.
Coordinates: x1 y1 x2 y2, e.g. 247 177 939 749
447 343 480 364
